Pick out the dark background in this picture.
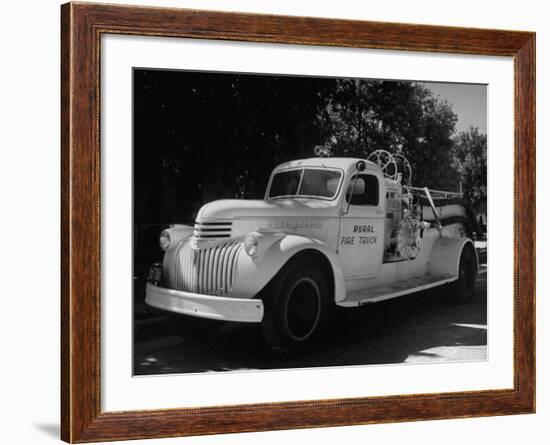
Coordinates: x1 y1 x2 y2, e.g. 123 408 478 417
133 68 487 296
133 69 334 275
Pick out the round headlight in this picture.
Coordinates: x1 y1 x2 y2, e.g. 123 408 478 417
159 230 171 251
243 233 259 257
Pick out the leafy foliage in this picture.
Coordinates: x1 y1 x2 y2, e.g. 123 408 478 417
453 127 488 213
316 80 460 191
134 70 335 223
134 70 484 227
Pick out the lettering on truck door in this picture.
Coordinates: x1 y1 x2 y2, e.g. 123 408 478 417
338 173 384 278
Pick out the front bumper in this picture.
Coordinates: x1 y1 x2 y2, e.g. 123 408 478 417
145 283 264 323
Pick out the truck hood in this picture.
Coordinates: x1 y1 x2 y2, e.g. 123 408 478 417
196 198 338 220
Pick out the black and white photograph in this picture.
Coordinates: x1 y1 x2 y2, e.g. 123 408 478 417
133 68 488 375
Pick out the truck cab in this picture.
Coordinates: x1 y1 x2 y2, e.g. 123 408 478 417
264 157 386 280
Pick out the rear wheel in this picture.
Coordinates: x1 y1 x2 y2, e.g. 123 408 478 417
261 259 330 354
449 246 477 304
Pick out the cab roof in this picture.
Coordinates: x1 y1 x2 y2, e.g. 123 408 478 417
273 157 378 173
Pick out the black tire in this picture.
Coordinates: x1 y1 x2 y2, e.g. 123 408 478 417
166 312 224 340
449 246 477 304
261 259 330 354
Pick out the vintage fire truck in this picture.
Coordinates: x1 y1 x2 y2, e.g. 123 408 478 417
146 151 480 352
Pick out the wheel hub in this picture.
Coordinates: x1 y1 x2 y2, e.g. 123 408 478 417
285 278 321 341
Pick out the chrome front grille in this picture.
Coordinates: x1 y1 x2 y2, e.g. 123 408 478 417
193 221 233 238
172 240 242 296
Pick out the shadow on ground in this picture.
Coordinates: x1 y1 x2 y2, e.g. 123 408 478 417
134 274 487 375
33 423 59 439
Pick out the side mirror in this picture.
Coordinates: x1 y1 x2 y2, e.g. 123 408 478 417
342 161 367 216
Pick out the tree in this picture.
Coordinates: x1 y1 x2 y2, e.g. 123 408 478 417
133 70 336 223
316 80 460 190
453 127 487 214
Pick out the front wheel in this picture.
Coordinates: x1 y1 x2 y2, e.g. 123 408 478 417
261 260 330 354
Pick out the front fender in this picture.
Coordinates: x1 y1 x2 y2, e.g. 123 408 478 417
231 234 345 302
428 236 478 277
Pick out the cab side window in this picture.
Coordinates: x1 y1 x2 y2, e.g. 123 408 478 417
346 174 379 206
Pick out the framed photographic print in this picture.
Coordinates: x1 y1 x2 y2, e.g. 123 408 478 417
61 2 535 442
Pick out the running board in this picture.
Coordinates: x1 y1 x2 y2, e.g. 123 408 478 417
336 274 457 307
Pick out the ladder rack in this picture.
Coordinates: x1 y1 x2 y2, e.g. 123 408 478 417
407 186 463 199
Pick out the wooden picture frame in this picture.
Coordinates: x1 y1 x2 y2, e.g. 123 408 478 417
61 2 535 442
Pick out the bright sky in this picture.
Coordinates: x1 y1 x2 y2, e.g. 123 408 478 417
419 82 487 135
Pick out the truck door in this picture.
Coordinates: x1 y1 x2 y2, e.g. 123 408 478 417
338 172 385 278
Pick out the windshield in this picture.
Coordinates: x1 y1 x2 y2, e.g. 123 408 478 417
267 168 342 199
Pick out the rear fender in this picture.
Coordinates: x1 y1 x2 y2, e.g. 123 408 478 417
428 237 478 277
231 234 345 302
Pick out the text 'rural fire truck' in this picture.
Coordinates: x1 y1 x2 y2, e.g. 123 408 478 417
146 150 480 352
